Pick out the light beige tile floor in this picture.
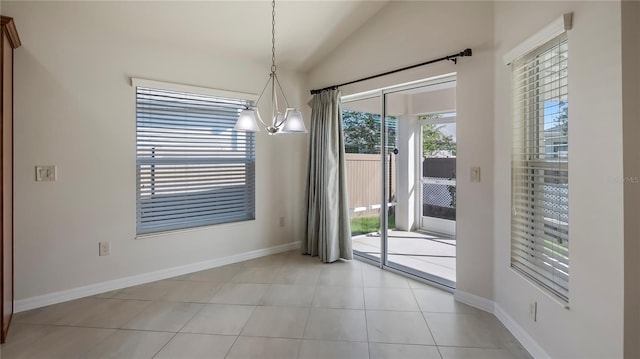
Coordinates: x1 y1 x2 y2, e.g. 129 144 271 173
1 250 532 359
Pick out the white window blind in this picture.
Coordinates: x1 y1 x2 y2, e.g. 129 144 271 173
136 86 256 235
511 33 569 301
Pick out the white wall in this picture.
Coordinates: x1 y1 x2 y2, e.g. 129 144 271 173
308 1 495 300
4 1 309 301
493 2 626 357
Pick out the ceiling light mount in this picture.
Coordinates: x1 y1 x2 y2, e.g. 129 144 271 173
234 0 307 135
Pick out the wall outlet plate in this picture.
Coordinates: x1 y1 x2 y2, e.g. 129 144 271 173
35 165 57 181
99 241 111 256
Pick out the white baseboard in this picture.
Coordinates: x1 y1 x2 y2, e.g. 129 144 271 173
454 290 495 313
454 290 549 359
15 241 301 313
494 304 550 359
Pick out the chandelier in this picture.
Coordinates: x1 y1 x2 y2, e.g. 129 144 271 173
234 0 307 135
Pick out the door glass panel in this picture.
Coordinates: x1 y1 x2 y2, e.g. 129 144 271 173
418 114 457 286
342 96 384 262
384 84 457 288
341 75 457 289
421 114 457 227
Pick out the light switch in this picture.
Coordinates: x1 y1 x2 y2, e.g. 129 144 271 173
471 166 481 182
35 165 57 181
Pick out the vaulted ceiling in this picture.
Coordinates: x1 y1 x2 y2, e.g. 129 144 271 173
87 0 390 72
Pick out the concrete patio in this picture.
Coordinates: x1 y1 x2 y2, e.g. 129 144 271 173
352 230 456 285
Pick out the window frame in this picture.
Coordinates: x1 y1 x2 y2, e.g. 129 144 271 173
132 78 258 236
510 33 570 303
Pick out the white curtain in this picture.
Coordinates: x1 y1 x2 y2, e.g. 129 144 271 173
303 89 352 262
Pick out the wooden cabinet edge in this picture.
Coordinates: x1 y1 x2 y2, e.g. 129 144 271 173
0 13 18 343
0 16 21 49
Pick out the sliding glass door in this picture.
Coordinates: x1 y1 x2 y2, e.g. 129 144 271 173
342 95 386 263
343 74 457 289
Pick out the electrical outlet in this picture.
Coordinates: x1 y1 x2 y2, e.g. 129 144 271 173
99 241 111 256
279 216 285 227
529 301 538 322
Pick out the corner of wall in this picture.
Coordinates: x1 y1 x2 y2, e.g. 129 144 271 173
621 1 640 357
454 289 550 359
493 304 551 359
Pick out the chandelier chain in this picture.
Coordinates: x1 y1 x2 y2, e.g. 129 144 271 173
271 0 276 73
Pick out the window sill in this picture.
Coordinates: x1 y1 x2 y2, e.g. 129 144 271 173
509 266 570 310
135 219 256 240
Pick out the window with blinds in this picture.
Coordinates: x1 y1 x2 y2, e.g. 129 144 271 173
136 86 256 235
511 33 569 301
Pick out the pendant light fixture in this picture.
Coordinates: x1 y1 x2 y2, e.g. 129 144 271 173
234 0 307 135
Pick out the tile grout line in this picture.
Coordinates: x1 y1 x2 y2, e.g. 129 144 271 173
149 287 221 359
9 251 527 358
359 262 373 359
155 264 257 358
281 252 306 358
223 334 242 359
297 261 320 358
409 280 444 359
149 331 180 359
214 260 282 359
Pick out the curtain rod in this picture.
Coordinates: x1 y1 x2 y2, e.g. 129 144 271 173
310 48 472 95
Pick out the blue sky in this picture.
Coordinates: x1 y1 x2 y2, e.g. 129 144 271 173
544 100 568 130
